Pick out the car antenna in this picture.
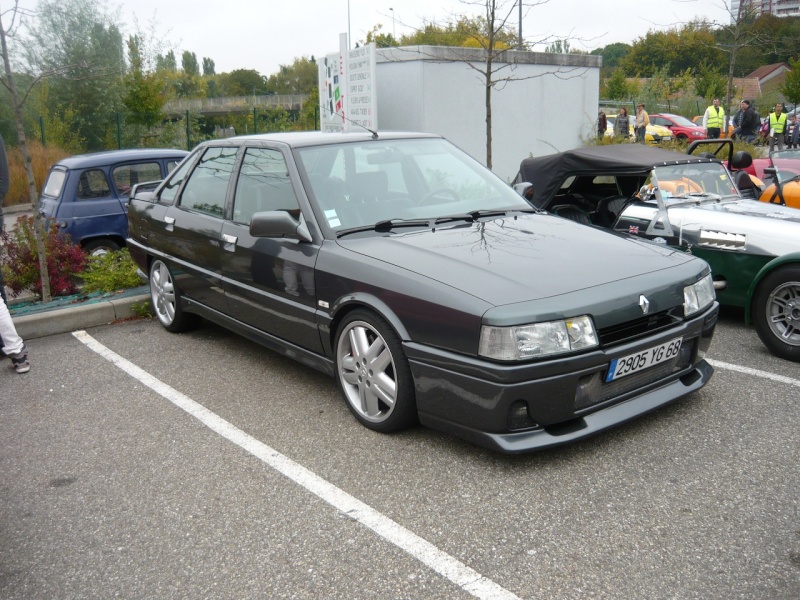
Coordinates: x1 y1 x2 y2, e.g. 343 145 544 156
320 105 379 139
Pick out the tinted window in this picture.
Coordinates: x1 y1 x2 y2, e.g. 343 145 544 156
43 169 67 197
232 148 299 225
179 146 238 217
159 156 195 206
112 162 162 198
76 169 111 200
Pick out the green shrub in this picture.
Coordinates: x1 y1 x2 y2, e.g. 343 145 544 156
80 248 143 293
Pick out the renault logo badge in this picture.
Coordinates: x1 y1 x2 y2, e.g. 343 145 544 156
639 295 650 314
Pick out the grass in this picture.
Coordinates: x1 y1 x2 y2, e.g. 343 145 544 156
4 141 70 207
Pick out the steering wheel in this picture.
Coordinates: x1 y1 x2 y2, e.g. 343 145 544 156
418 187 460 205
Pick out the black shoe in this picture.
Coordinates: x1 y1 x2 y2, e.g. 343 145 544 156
9 346 30 374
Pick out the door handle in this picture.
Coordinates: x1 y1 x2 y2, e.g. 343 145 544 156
222 233 238 251
163 215 175 232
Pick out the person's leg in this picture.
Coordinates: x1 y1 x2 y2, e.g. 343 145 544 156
0 296 25 356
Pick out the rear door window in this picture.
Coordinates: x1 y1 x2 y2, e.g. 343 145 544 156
112 162 162 198
76 169 112 200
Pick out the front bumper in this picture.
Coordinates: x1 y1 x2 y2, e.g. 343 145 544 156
406 303 718 453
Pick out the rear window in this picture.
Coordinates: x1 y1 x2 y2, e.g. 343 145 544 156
43 169 67 197
112 162 162 198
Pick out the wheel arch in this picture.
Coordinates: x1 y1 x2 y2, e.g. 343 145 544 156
745 252 800 325
326 293 411 354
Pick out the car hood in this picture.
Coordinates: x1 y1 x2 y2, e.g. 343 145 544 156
337 214 698 306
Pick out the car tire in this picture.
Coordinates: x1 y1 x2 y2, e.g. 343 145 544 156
84 238 120 256
335 309 417 432
677 134 688 142
753 265 800 362
149 259 200 333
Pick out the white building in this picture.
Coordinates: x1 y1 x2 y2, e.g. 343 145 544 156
732 0 800 19
373 46 601 182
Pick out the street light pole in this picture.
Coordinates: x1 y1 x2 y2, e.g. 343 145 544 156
390 7 396 40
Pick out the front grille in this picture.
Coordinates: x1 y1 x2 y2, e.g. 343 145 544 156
598 308 683 346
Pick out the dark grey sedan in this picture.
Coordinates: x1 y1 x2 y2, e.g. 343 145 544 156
127 132 718 453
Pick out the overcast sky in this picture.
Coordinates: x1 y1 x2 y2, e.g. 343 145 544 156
32 0 735 76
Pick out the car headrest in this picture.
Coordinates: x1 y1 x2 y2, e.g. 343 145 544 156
731 150 753 169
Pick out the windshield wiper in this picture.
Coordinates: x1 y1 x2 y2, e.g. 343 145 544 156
337 218 433 237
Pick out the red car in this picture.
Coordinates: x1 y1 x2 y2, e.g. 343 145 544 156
651 113 707 142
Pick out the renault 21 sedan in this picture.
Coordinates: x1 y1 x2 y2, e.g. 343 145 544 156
127 132 717 453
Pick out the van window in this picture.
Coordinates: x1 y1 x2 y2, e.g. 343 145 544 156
112 162 162 198
43 169 67 197
76 169 112 200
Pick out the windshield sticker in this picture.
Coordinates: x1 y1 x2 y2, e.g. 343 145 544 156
324 209 341 227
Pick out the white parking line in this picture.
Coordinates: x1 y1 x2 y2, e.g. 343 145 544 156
72 330 520 600
708 358 800 387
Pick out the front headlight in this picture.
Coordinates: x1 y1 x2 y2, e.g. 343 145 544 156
479 315 598 361
684 273 715 317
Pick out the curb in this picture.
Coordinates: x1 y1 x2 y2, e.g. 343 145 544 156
13 292 151 340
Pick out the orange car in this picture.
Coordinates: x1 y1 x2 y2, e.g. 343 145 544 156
758 150 800 208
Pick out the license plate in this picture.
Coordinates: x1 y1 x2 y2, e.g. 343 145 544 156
606 338 682 382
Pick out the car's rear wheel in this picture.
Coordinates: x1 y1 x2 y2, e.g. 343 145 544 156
335 309 417 432
84 238 120 257
149 259 200 332
753 265 800 362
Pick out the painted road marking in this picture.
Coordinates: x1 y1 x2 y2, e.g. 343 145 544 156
72 330 520 600
708 358 800 387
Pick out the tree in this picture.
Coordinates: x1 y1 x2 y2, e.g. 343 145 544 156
266 57 318 94
364 24 398 49
202 57 215 76
122 35 167 129
620 21 723 78
591 43 630 71
780 57 800 109
603 68 635 100
23 0 126 151
221 68 266 96
1 2 53 300
181 50 199 76
156 50 177 72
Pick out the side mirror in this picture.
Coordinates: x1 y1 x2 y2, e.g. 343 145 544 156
250 210 312 242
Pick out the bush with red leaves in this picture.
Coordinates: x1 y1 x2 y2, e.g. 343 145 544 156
0 215 87 298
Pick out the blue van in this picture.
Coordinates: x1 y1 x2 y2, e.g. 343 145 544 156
39 148 189 255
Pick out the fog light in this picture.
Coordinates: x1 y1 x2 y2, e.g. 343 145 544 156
676 339 695 369
507 400 539 431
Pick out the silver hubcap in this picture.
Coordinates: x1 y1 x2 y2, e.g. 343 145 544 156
150 262 176 325
337 320 397 423
766 281 800 346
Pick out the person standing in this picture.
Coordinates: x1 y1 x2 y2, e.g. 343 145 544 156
769 103 788 152
787 114 799 149
614 107 631 140
702 98 725 139
738 100 759 144
635 103 649 143
0 134 30 373
731 102 744 138
597 110 607 140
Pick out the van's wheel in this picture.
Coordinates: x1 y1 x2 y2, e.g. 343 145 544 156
335 309 417 432
149 260 200 332
84 239 120 257
753 266 800 362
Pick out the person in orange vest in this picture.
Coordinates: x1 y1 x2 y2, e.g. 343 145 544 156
702 98 725 139
769 103 788 152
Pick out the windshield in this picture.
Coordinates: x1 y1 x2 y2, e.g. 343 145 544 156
650 162 739 200
770 151 800 184
295 138 529 232
666 115 697 128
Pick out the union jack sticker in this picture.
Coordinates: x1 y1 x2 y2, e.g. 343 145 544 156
629 225 639 234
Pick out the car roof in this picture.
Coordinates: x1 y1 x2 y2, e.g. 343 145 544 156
518 144 716 206
197 131 441 149
54 148 190 170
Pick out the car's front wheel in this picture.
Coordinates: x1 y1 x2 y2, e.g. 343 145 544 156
335 310 417 432
753 266 800 362
149 260 200 333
